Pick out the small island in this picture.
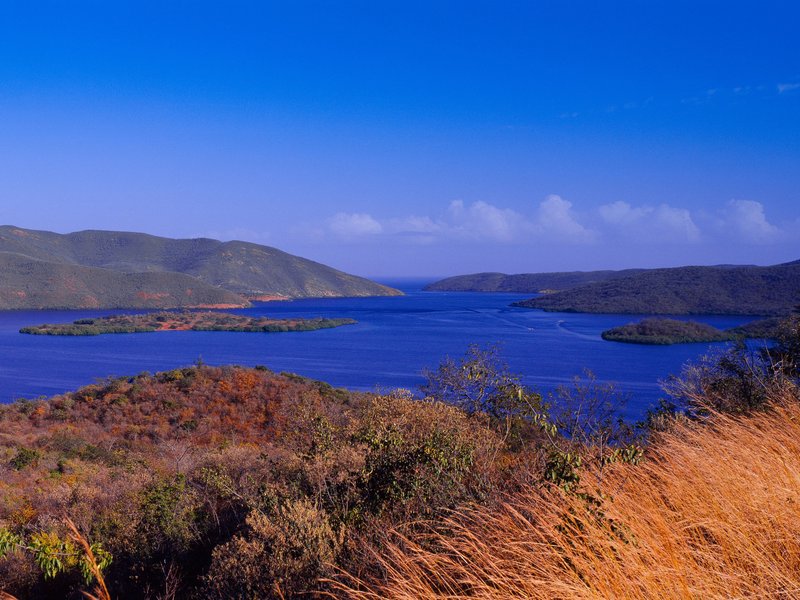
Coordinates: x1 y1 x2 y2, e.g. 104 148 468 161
20 311 357 336
600 316 791 345
601 318 735 345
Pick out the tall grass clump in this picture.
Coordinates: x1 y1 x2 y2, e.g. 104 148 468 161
338 385 800 599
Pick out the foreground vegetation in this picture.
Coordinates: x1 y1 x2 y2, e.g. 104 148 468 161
0 315 797 598
20 312 356 336
339 395 800 599
337 315 800 599
0 353 547 598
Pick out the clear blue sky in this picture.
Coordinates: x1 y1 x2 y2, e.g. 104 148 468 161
1 1 798 277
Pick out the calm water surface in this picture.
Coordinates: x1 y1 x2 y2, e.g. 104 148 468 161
0 281 759 420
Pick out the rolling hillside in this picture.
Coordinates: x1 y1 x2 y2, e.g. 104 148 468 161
0 226 401 309
0 252 246 309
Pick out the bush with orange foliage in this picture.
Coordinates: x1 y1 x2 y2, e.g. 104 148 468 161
0 365 512 599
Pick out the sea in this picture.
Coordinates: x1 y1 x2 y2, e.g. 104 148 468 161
0 280 761 421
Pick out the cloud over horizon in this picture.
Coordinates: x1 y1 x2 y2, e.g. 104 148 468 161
777 82 800 94
325 196 600 244
329 212 384 237
318 196 792 250
532 195 596 242
719 199 783 243
599 201 701 242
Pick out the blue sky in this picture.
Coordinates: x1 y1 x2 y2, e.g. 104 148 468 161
0 1 798 277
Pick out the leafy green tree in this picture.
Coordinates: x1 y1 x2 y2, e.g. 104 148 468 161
0 521 112 586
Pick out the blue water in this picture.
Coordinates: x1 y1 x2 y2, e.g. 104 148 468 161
0 280 760 420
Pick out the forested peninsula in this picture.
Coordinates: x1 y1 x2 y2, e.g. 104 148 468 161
429 261 800 316
511 261 800 315
424 268 645 293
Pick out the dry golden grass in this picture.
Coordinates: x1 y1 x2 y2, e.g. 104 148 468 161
64 518 111 600
338 396 800 599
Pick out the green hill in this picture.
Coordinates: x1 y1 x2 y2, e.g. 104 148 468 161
0 252 245 309
512 262 800 316
425 269 645 293
0 226 401 309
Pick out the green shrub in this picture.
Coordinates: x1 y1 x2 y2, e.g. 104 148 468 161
10 447 40 471
138 475 199 553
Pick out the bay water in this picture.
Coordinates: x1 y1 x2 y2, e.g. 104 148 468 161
0 280 758 420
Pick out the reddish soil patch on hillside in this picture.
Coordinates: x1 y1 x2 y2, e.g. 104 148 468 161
189 303 249 309
135 291 170 301
248 294 291 302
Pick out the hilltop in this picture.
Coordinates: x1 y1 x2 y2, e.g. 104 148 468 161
0 226 401 309
512 262 800 315
424 269 645 293
0 364 514 598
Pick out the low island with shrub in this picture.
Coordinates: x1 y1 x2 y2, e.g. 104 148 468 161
601 316 790 345
19 311 357 336
602 318 738 345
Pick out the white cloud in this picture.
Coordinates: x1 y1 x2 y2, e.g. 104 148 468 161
533 195 595 242
653 205 701 241
381 215 442 244
317 197 792 250
326 200 534 244
778 82 800 93
598 201 700 242
445 200 523 242
443 197 594 243
598 201 649 226
387 215 440 234
722 200 781 243
328 212 383 237
325 202 526 243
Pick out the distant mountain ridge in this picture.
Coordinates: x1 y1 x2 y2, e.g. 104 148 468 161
511 262 800 316
0 226 401 310
424 269 646 293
